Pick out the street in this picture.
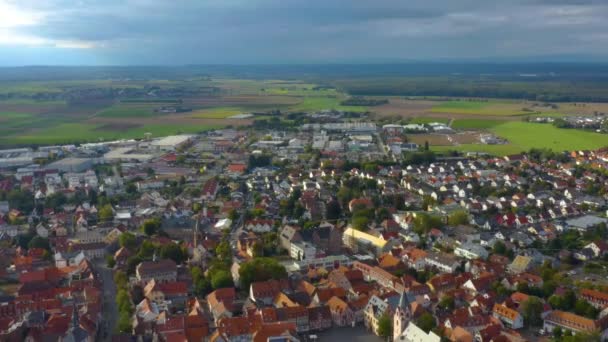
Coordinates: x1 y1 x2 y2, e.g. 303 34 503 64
96 260 118 341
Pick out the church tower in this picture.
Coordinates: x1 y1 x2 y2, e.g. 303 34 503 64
393 290 411 341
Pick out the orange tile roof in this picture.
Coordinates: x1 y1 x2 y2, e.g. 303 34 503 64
493 303 520 321
544 310 598 333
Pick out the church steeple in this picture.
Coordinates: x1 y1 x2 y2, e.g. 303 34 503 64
393 290 411 341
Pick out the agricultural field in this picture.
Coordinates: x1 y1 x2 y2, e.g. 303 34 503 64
1 75 608 150
431 100 530 116
429 121 608 156
450 119 503 130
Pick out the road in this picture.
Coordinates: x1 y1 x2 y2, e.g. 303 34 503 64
96 260 118 341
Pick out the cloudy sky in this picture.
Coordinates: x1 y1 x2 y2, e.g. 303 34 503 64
0 0 607 65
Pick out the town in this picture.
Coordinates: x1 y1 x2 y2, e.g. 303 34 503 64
1 112 608 342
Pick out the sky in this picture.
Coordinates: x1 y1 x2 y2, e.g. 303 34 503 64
0 0 607 66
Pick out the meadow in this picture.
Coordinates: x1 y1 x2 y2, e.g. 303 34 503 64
431 100 529 116
432 121 608 156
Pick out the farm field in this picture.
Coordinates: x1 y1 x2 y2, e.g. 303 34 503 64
429 121 608 156
431 100 530 116
1 76 608 149
450 119 503 130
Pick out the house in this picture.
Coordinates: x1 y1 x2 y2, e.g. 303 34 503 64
492 303 523 329
543 310 603 335
144 279 188 309
250 279 290 306
135 259 177 283
580 289 608 309
584 241 608 258
395 321 441 342
507 255 533 274
425 252 460 273
307 306 332 332
290 241 316 261
245 219 274 233
207 288 236 323
342 227 391 257
454 243 489 260
226 163 247 177
280 225 302 252
327 296 354 327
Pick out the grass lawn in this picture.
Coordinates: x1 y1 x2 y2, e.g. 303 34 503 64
451 119 504 130
432 100 528 116
289 96 367 112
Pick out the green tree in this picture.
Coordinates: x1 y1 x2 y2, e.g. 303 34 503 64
438 295 455 311
28 236 50 250
215 240 232 261
521 297 543 327
159 243 187 265
211 269 234 289
377 313 392 338
44 192 67 211
238 257 287 290
106 255 116 268
325 200 342 220
352 216 370 231
119 232 137 250
553 326 562 339
117 310 132 333
448 210 469 226
141 218 161 236
415 312 436 333
98 204 114 222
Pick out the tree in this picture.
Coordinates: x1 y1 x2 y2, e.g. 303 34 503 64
438 295 455 311
98 204 114 222
448 210 469 226
238 257 287 290
159 243 187 264
117 310 132 333
7 189 33 213
415 312 436 333
325 200 342 220
119 232 137 250
44 192 67 211
106 255 116 268
251 242 264 258
141 218 161 236
352 216 370 231
493 240 507 255
28 236 50 250
377 313 392 338
211 269 234 289
521 297 543 327
215 241 232 261
227 209 239 221
553 326 562 339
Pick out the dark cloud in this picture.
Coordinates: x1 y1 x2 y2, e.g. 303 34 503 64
1 0 608 65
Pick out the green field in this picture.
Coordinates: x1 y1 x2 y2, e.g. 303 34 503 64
97 104 159 118
491 122 608 151
289 96 367 112
451 119 503 129
191 107 245 119
432 100 528 116
0 122 224 146
433 122 608 156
